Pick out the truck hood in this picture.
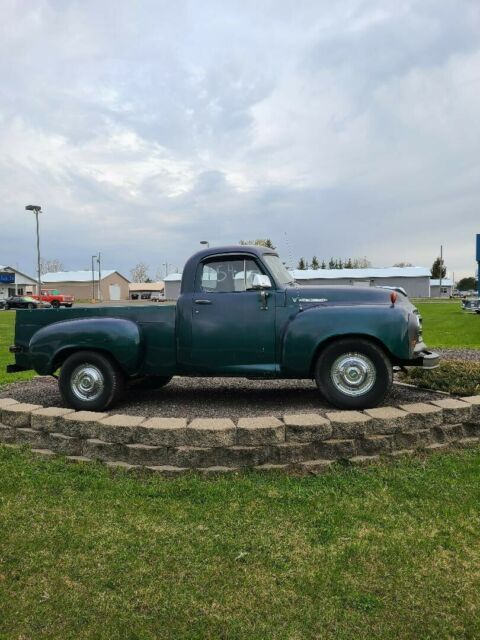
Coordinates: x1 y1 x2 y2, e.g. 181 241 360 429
286 285 409 307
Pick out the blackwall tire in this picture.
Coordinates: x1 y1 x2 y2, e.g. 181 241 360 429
315 338 392 410
51 301 60 309
59 350 124 411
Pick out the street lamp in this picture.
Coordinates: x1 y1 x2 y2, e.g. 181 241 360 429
25 205 42 296
200 240 209 248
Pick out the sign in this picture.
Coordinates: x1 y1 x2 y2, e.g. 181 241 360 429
0 272 14 284
477 234 480 262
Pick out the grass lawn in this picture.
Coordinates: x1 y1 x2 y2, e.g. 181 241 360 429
1 446 480 639
416 300 480 349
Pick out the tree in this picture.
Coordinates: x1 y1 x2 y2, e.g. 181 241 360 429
328 258 335 269
130 262 150 283
311 256 319 270
352 257 371 268
345 258 353 269
40 258 65 275
393 262 414 267
239 238 276 249
321 260 326 269
338 259 343 269
457 277 477 291
431 256 447 279
297 257 306 270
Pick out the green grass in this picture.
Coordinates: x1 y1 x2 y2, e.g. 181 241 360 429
1 446 480 639
416 300 480 349
401 360 480 395
0 311 35 387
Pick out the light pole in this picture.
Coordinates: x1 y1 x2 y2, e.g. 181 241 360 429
97 252 102 302
25 205 42 295
91 254 97 301
200 240 209 249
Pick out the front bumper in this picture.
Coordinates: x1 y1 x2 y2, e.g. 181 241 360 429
402 342 440 369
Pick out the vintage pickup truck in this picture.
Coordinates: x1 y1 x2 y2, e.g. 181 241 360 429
8 245 439 411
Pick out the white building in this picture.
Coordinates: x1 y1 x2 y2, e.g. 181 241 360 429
430 279 453 298
0 265 38 300
164 273 182 300
291 267 431 298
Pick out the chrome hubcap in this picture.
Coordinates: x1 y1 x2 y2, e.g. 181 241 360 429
331 352 376 397
71 364 104 401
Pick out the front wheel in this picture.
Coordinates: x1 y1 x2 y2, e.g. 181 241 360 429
315 338 392 410
27 303 35 309
59 350 124 411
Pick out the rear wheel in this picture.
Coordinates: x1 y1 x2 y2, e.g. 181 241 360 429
27 303 35 309
315 338 392 409
59 350 124 411
51 301 60 308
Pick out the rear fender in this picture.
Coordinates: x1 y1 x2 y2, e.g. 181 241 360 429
29 317 143 376
281 305 410 377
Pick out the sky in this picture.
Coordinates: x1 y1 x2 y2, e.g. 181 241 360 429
1 0 479 281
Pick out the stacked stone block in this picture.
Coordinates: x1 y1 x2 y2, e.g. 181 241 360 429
0 396 479 475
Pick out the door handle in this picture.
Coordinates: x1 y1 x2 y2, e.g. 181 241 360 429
194 299 212 305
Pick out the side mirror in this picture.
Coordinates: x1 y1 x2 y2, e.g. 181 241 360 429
252 274 272 289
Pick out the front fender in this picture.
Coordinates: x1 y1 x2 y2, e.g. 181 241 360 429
29 317 143 375
281 305 410 376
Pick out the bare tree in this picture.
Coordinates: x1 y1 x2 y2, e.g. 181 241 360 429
130 262 150 283
40 258 65 275
393 262 414 267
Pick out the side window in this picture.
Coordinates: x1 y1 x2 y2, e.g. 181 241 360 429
199 258 264 293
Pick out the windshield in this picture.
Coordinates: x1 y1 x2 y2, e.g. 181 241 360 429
263 254 295 287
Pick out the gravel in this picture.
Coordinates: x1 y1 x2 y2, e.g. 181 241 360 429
1 375 449 420
437 348 480 362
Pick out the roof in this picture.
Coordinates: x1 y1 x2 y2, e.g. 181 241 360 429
128 281 164 292
42 270 129 283
430 279 453 286
291 266 431 280
164 273 182 282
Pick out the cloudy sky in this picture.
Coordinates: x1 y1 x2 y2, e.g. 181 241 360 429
1 0 479 280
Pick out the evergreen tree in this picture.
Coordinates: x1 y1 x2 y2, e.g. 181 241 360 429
311 256 319 270
328 258 335 269
431 256 447 279
297 257 306 270
346 258 353 269
338 259 343 269
321 260 326 269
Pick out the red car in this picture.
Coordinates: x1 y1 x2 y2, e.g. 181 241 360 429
31 289 74 308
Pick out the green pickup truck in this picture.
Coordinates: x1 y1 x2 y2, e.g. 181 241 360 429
8 245 439 411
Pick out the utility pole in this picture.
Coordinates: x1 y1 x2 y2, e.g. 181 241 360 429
164 262 169 277
97 252 102 302
25 205 42 295
439 245 443 295
91 254 97 302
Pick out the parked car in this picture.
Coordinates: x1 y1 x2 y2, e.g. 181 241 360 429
31 289 74 308
150 292 165 302
4 296 52 310
461 298 480 312
8 245 438 412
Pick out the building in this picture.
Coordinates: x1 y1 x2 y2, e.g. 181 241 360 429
164 273 182 300
291 267 432 298
42 270 130 301
128 281 164 299
430 279 453 298
0 265 38 300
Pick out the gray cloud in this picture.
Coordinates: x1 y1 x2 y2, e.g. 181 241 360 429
0 0 479 280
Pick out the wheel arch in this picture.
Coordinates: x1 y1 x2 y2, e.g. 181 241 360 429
52 346 124 374
309 333 393 377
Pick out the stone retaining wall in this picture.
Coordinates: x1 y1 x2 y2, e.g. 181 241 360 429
1 396 480 475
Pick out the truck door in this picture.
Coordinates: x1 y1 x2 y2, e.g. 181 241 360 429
186 256 276 374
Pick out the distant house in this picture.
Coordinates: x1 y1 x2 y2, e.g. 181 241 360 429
291 267 431 298
430 279 453 298
164 273 182 300
128 281 164 299
0 265 38 300
42 270 130 301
